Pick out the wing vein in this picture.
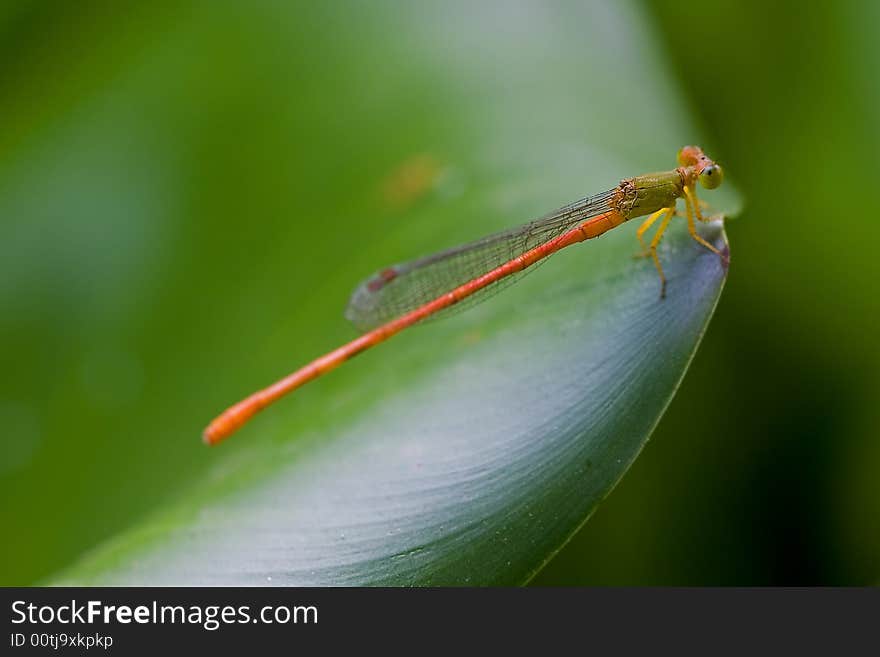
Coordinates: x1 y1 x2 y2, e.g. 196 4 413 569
344 188 616 332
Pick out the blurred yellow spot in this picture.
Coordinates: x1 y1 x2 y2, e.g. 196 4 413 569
459 330 483 346
381 153 444 210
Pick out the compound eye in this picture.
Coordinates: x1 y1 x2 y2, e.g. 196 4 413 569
698 164 723 189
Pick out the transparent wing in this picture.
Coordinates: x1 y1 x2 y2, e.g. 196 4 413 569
344 189 616 332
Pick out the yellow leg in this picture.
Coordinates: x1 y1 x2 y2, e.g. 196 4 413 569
684 185 705 222
635 208 668 257
648 207 675 298
684 186 722 257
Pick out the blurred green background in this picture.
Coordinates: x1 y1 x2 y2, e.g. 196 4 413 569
1 0 877 585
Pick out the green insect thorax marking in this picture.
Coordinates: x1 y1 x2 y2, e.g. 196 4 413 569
614 170 685 221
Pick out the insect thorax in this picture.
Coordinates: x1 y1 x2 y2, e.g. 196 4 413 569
612 170 685 220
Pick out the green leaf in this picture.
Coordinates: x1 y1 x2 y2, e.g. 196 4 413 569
58 222 730 586
45 2 739 585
